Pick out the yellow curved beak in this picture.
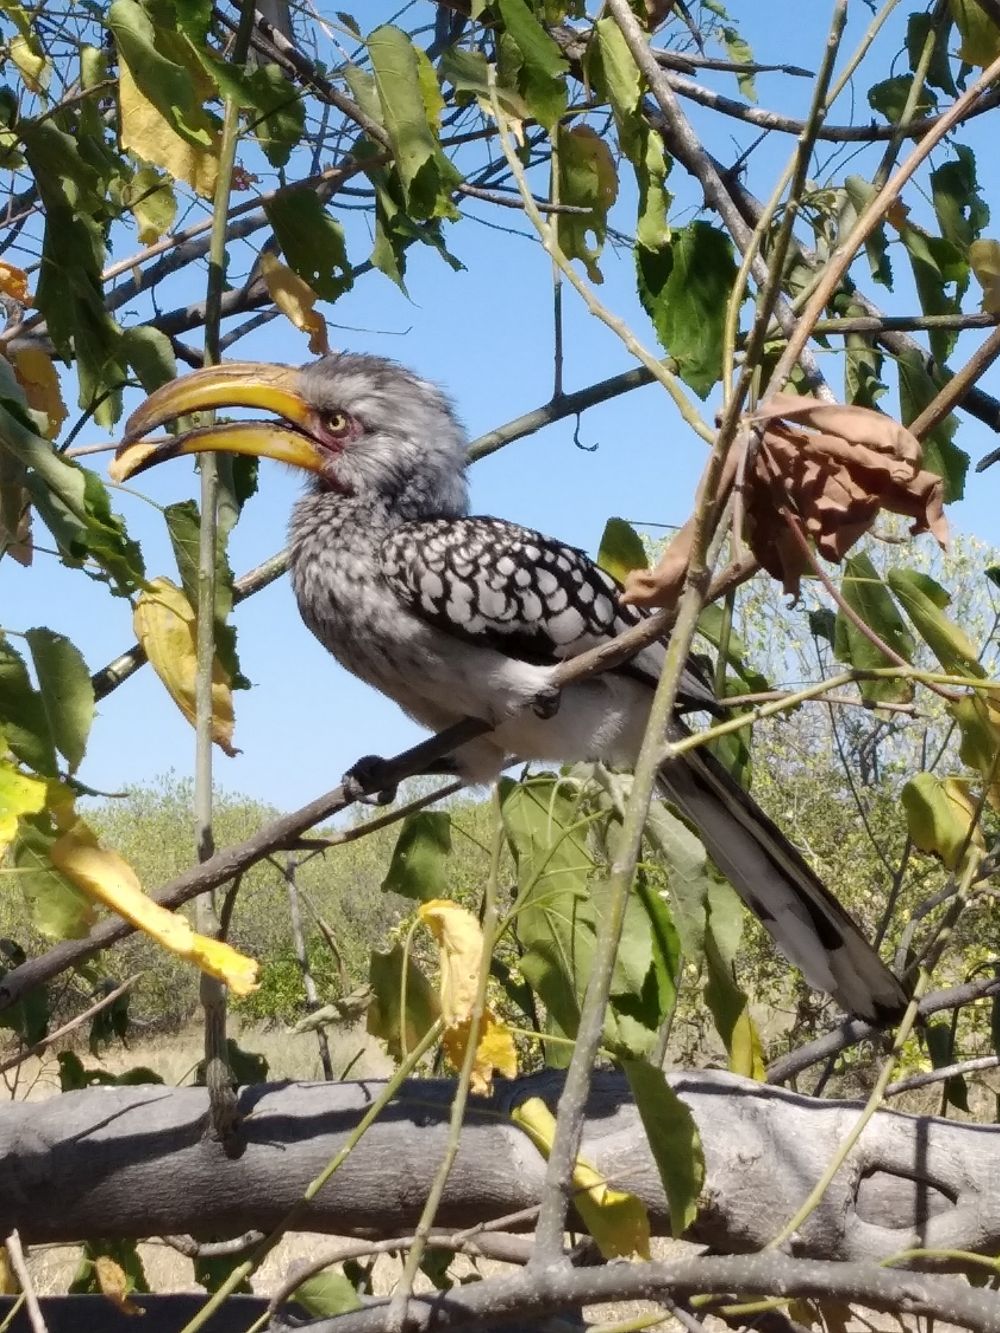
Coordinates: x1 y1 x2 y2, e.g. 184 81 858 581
110 362 326 482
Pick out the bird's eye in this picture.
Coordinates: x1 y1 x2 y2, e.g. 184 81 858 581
323 411 351 436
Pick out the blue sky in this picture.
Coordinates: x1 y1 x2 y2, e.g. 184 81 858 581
4 1 1000 811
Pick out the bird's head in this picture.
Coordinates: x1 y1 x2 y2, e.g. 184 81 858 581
111 353 469 512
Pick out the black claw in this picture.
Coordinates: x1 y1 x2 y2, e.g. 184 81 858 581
342 754 398 806
532 685 562 720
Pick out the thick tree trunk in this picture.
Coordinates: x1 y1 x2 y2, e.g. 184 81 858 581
3 1068 998 1263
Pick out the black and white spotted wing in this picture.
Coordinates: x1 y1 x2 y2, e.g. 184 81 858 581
379 516 653 671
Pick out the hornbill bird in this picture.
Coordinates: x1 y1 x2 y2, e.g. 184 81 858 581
112 353 907 1023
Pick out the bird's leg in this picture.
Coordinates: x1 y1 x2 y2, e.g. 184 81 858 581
341 753 461 807
531 684 562 719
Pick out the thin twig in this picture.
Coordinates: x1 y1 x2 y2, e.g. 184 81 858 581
3 1232 45 1333
0 975 139 1075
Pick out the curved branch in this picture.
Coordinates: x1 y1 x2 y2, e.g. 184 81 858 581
3 1071 1000 1329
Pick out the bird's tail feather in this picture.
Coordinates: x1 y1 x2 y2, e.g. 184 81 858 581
657 734 907 1024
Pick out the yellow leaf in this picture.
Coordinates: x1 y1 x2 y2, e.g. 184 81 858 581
728 1001 766 1081
0 1249 18 1295
10 33 49 92
118 61 219 198
970 239 1000 315
442 1008 517 1095
133 577 237 756
12 347 67 438
0 761 47 854
0 261 31 305
51 817 259 995
94 1256 144 1315
513 1097 650 1259
260 253 330 356
417 898 482 1025
902 773 985 871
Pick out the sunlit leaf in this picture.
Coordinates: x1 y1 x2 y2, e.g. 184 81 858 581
970 238 1000 314
51 816 260 993
295 1270 362 1318
950 0 1000 65
441 1009 517 1094
0 262 30 305
513 1096 650 1259
133 577 237 755
556 125 618 284
418 898 482 1025
124 164 177 243
896 349 968 502
10 33 50 93
886 567 983 678
11 815 97 940
117 60 219 196
496 0 568 131
0 634 56 774
260 253 330 355
901 773 984 870
11 348 67 439
0 761 47 853
597 516 647 584
703 879 764 1080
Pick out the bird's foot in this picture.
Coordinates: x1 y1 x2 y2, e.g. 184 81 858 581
342 754 397 806
532 685 562 720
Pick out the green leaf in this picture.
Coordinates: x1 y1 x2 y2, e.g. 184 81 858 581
950 0 1000 66
193 1251 252 1295
593 17 641 123
502 775 596 1065
367 25 462 220
12 816 97 940
896 349 968 502
597 517 646 584
496 0 568 131
0 636 57 775
640 795 714 962
381 810 452 901
557 125 618 284
19 118 128 427
844 176 892 288
637 222 736 398
703 878 764 1079
901 773 982 870
833 554 915 704
367 945 440 1058
952 694 1000 792
265 188 353 302
0 940 48 1046
163 499 247 691
886 567 983 678
123 324 178 393
244 64 305 168
25 628 94 774
931 146 989 250
907 11 957 93
925 1019 970 1112
122 163 177 245
440 48 532 120
295 1270 362 1317
721 25 755 101
868 74 936 123
624 1061 704 1236
897 224 968 362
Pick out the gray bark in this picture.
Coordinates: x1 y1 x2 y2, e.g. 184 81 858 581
3 1069 999 1265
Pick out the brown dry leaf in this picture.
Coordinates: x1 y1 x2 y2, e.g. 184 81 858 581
119 62 219 198
745 394 948 596
133 577 237 755
260 253 330 356
0 261 31 305
94 1257 144 1316
0 459 32 565
52 815 259 995
12 347 67 438
624 447 742 609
